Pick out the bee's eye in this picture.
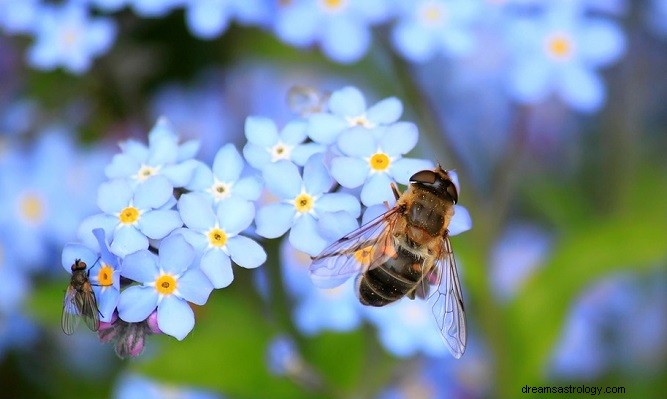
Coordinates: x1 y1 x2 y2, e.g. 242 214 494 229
410 170 437 184
446 181 458 204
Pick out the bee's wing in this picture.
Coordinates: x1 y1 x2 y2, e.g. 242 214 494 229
61 286 82 335
430 235 467 359
79 282 101 332
309 207 401 289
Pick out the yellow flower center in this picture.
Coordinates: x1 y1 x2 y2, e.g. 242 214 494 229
369 153 391 172
294 193 314 213
420 1 446 27
155 274 177 296
97 264 114 286
61 28 78 47
270 142 293 162
19 192 45 225
546 33 574 61
136 165 160 182
346 115 374 128
320 0 347 12
354 246 375 266
208 228 228 247
119 206 140 224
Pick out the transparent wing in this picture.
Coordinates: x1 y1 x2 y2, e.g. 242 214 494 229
61 286 82 335
79 282 101 332
309 207 401 289
431 235 467 359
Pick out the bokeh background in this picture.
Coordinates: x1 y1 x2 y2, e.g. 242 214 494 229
1 0 666 398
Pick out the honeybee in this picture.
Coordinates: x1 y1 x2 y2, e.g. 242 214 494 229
62 258 101 335
310 165 467 358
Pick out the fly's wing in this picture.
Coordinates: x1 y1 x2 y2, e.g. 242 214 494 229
79 282 101 332
309 207 401 289
61 286 82 335
430 235 467 359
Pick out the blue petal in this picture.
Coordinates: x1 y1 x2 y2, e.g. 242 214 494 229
307 113 347 145
262 160 301 199
391 21 435 63
366 97 402 125
302 154 332 195
256 203 295 238
280 120 308 144
331 157 368 188
77 214 118 250
157 295 194 340
200 249 233 288
178 193 216 230
217 197 255 235
292 143 326 166
105 153 141 179
227 236 266 268
390 158 434 185
176 228 208 251
146 119 179 165
92 228 117 268
362 204 393 224
558 65 604 113
97 288 119 323
212 143 244 182
185 162 214 191
329 86 366 117
317 211 359 242
162 159 199 187
321 17 370 63
118 285 158 322
118 139 148 161
380 122 418 156
234 176 263 201
158 234 194 274
61 244 97 274
186 0 230 39
110 226 149 257
360 173 394 206
134 175 172 209
579 20 626 67
121 249 158 283
337 127 375 157
139 209 182 239
508 58 552 103
245 116 278 147
316 193 360 217
289 215 328 256
243 143 271 170
177 269 213 305
98 179 132 214
449 205 472 236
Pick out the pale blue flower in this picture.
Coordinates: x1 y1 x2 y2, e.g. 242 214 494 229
177 193 266 289
0 0 41 34
117 234 213 340
183 0 269 39
255 155 360 256
127 0 184 18
646 0 667 37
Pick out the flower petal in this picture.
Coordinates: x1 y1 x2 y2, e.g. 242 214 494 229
139 210 182 239
177 269 213 305
337 128 375 157
255 203 295 238
227 235 266 268
98 179 132 214
158 234 194 274
390 158 434 185
329 86 366 117
366 97 403 125
178 193 216 230
212 143 244 182
307 113 347 145
262 160 301 199
243 143 271 170
360 173 394 206
161 159 199 187
110 226 149 257
316 193 360 217
122 249 158 283
200 249 233 288
331 157 368 188
61 244 98 274
380 122 418 156
449 205 472 236
157 295 194 340
289 215 328 256
234 176 263 201
557 65 604 113
118 286 158 323
291 142 326 166
217 197 255 235
245 116 278 147
302 154 332 196
134 175 172 209
280 120 308 144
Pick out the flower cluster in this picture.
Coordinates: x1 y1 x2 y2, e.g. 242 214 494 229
61 85 472 358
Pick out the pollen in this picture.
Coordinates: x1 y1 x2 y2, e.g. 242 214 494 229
208 228 228 247
270 142 293 162
419 1 446 26
369 152 391 172
294 193 314 213
155 274 177 296
320 0 347 12
18 192 45 225
135 164 160 182
210 181 232 201
546 33 574 61
97 264 114 286
346 115 374 128
354 246 375 266
119 206 140 224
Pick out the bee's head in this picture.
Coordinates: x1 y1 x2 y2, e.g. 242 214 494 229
409 165 459 203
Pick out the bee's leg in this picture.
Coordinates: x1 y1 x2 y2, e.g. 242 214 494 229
390 183 401 200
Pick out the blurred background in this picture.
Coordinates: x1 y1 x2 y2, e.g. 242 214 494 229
0 0 666 398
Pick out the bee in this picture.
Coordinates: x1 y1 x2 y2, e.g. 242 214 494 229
62 258 101 335
310 165 467 358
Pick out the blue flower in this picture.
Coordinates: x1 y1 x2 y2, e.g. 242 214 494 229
391 0 481 63
255 155 360 256
105 118 201 189
504 3 626 112
243 117 325 170
88 0 128 13
127 0 184 18
79 176 182 257
273 0 391 63
177 193 266 288
0 231 31 315
307 86 403 145
184 0 269 39
186 143 262 206
330 123 433 206
646 0 667 37
117 234 213 340
114 373 223 399
0 0 40 34
26 2 116 74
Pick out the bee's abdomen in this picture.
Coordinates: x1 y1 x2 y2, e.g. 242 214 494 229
356 248 423 307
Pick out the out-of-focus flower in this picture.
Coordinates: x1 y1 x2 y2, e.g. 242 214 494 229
391 0 481 63
273 0 391 63
0 99 38 137
255 155 360 256
80 176 182 257
0 0 40 34
0 313 38 360
117 234 213 340
126 0 184 18
504 2 626 112
183 0 269 39
113 373 223 399
177 193 266 288
646 0 667 37
243 117 325 170
88 0 129 13
26 2 116 74
0 231 31 315
330 123 432 205
307 86 403 145
105 118 200 189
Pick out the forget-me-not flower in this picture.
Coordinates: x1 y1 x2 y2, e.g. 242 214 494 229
330 123 432 206
26 2 116 74
243 116 325 170
307 86 403 145
178 193 266 288
79 176 182 257
117 234 213 340
0 0 40 34
183 0 269 39
255 155 360 256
